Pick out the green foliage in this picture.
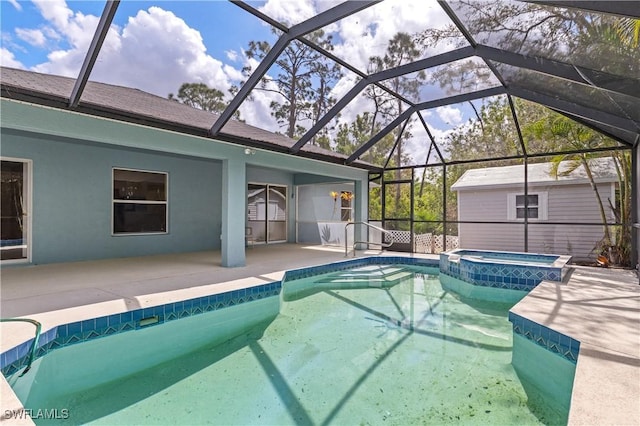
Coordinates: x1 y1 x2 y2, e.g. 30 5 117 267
368 185 382 221
614 18 640 48
335 113 397 166
370 95 631 265
168 83 241 120
359 5 636 260
609 151 633 265
442 97 523 162
362 32 425 168
417 1 639 78
242 30 341 140
519 96 632 265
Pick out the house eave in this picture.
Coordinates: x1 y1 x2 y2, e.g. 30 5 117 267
452 178 618 192
0 86 380 172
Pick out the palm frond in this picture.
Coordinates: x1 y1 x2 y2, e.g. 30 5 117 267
614 17 640 48
548 154 568 178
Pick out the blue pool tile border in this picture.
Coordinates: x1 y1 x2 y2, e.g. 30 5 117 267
283 256 438 281
1 256 437 376
1 282 281 376
508 312 580 364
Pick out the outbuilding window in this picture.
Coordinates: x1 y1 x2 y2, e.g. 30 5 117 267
113 168 168 234
507 192 547 221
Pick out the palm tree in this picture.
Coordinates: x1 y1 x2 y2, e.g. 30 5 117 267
614 17 640 48
547 118 631 265
549 152 612 248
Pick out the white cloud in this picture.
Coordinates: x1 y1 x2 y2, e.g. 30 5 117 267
223 64 244 82
32 0 97 54
26 5 244 106
32 0 73 31
3 0 466 138
225 50 238 62
259 0 317 26
15 28 47 47
42 26 62 41
91 6 231 97
227 47 282 131
28 1 102 78
436 105 463 125
402 122 427 165
333 0 449 72
429 126 456 149
324 0 454 144
0 48 25 69
238 89 280 133
6 2 282 129
8 0 22 11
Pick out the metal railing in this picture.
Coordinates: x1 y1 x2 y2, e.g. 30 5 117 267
345 221 394 257
0 318 41 376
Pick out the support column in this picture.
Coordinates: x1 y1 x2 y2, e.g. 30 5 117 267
221 157 246 267
353 178 368 249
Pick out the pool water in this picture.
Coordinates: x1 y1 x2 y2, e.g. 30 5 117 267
448 250 559 264
13 265 563 425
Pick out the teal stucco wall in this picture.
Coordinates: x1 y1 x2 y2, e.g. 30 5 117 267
1 129 222 264
1 98 370 266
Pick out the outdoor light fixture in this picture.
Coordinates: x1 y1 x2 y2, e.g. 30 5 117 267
244 148 256 155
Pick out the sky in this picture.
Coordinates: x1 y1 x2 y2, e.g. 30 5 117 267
0 0 485 164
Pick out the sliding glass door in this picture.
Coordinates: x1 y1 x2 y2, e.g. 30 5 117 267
247 183 287 244
1 159 30 262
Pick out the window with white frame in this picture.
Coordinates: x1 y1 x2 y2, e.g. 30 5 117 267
340 191 354 221
507 192 548 220
113 168 167 234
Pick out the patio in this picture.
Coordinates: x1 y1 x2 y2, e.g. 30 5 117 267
1 245 406 348
1 245 638 424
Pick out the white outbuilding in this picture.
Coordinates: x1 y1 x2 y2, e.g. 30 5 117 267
451 158 619 262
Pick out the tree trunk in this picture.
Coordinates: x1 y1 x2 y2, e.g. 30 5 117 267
287 74 297 139
394 100 403 215
580 156 612 247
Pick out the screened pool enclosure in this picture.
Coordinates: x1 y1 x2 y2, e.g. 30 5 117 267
1 0 638 268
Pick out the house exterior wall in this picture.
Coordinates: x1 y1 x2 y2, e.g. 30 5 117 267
297 182 355 245
1 129 221 264
1 99 370 266
457 182 615 261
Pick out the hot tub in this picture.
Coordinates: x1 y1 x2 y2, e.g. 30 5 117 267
440 249 571 292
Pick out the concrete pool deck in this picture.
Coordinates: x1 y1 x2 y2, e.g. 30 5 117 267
1 244 638 425
510 265 640 425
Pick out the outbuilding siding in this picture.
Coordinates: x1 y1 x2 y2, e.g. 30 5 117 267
457 182 615 261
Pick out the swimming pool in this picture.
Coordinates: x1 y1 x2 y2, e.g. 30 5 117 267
3 261 572 425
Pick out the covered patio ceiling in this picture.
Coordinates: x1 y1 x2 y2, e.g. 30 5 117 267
9 1 640 170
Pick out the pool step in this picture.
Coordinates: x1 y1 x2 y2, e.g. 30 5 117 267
317 266 413 287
